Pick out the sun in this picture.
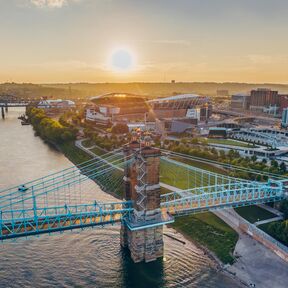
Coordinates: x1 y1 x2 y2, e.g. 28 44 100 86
108 48 136 73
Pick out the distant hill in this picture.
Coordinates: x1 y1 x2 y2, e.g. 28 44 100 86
1 82 288 99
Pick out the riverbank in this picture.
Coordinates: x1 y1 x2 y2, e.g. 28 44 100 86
29 132 287 287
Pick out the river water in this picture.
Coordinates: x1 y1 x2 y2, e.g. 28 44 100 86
0 108 242 288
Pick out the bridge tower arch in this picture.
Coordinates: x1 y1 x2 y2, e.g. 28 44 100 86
121 134 171 263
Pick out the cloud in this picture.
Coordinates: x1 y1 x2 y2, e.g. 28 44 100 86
30 0 70 8
247 54 288 66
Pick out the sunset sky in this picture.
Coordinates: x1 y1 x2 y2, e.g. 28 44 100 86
0 0 288 83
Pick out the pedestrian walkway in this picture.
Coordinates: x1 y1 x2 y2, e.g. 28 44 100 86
255 216 283 226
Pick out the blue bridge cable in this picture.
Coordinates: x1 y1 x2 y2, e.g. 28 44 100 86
0 155 124 208
0 148 126 201
0 155 131 210
0 162 126 212
0 147 124 196
160 149 287 180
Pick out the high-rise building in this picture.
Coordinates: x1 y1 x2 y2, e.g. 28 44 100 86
250 88 279 112
279 94 288 114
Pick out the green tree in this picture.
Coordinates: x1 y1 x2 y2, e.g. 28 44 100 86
280 200 288 219
111 123 129 134
280 162 287 173
251 155 257 162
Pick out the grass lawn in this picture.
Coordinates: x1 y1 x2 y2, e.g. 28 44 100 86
91 146 107 156
160 186 172 195
258 220 288 246
171 212 238 264
161 157 238 264
258 221 278 233
160 157 228 190
81 139 94 148
58 141 92 165
235 205 276 223
171 156 228 175
206 138 254 148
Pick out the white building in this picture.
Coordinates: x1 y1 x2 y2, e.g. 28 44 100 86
127 122 156 132
38 99 75 109
85 104 120 125
85 107 111 124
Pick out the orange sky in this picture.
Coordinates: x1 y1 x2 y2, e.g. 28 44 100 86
0 0 288 83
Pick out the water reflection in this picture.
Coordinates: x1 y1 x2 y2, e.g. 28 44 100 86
121 249 165 288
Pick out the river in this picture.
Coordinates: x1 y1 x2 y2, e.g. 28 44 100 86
0 108 242 288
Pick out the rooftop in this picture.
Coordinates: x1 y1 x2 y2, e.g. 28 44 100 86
149 94 205 103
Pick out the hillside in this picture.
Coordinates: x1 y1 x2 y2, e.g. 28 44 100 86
1 82 288 100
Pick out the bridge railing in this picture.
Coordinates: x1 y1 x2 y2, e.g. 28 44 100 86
161 181 284 214
0 201 133 240
222 209 288 255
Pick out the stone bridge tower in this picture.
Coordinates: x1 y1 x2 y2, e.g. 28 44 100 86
120 134 173 263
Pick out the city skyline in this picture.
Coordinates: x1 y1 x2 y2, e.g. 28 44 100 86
1 0 288 83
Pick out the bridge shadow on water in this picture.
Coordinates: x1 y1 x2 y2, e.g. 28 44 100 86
120 248 165 288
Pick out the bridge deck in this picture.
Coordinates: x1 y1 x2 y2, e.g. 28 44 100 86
0 202 133 240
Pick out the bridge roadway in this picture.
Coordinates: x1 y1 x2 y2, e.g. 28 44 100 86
0 103 30 107
0 179 284 240
161 182 283 216
0 144 286 240
0 201 133 240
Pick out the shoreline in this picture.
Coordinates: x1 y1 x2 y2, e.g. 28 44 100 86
167 225 249 287
30 133 282 287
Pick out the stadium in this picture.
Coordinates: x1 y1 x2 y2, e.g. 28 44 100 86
86 93 150 125
149 94 211 121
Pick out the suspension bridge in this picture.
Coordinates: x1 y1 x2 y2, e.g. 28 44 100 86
0 137 287 262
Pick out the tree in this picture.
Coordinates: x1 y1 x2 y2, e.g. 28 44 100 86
262 158 267 164
280 200 288 219
271 159 279 169
280 162 287 173
111 123 129 134
251 155 257 162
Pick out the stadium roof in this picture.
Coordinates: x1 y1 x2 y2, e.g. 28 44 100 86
149 94 205 103
90 93 146 101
